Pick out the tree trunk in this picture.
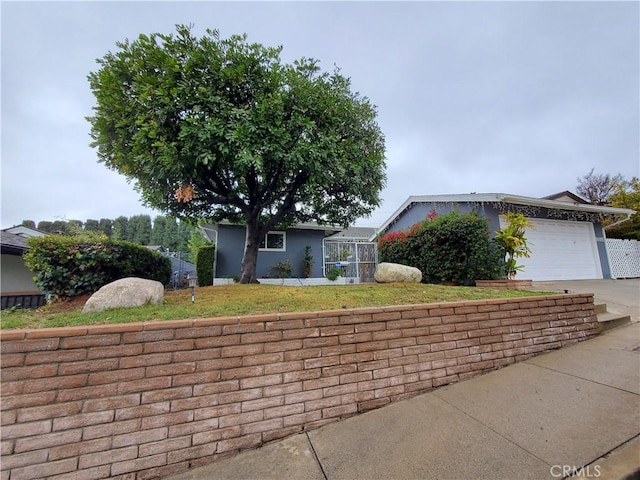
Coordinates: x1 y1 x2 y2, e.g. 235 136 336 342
239 221 262 284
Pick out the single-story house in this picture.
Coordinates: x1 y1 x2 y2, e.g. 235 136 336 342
201 222 343 279
1 227 46 309
373 192 635 281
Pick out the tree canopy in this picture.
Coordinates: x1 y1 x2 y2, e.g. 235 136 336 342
87 25 386 283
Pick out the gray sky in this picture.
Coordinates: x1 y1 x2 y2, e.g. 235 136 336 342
2 1 638 229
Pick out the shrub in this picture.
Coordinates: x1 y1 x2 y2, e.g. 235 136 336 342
378 211 503 284
269 260 293 278
326 267 342 281
196 245 216 286
302 246 314 278
24 236 172 298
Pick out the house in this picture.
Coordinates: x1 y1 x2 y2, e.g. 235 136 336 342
1 228 46 309
374 193 635 281
201 221 343 280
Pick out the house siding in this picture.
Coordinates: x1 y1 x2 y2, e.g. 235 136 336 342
384 202 611 279
216 225 327 279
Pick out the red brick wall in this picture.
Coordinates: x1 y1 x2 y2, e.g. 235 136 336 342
0 294 598 480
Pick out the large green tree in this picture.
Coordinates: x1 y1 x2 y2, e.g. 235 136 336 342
87 26 386 283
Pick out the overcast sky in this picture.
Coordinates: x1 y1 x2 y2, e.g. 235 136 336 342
2 1 638 229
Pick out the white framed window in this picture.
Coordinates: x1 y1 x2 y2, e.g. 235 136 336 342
259 231 286 251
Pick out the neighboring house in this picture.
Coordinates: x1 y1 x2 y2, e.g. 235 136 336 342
374 193 635 281
0 229 45 309
201 222 342 279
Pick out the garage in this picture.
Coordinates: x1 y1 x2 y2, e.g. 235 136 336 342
502 217 602 281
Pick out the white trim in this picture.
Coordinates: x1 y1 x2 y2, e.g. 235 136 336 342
259 231 286 252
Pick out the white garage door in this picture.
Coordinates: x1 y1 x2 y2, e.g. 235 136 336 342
499 217 603 281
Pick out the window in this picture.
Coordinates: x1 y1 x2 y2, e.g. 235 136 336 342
259 231 286 251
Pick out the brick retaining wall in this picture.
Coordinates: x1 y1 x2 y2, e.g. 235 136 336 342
0 294 599 480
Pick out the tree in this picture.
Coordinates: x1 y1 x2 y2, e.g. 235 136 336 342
150 215 167 246
37 221 53 233
494 212 534 279
84 219 100 232
22 220 36 229
128 214 152 245
576 169 625 205
98 218 113 238
112 216 129 240
87 25 386 283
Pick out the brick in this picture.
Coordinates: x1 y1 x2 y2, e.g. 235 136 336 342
282 328 321 340
196 357 242 372
1 449 48 469
24 374 88 394
284 348 321 361
195 335 241 348
321 344 357 357
172 348 221 363
1 353 25 369
1 338 58 354
430 341 457 352
283 369 321 383
339 332 372 344
264 382 303 397
25 349 86 365
263 425 304 443
241 396 283 412
266 319 304 331
242 417 284 434
2 410 16 426
111 427 168 448
88 367 145 385
82 394 140 413
10 457 77 480
372 330 402 341
63 334 120 349
243 353 284 367
168 441 219 461
1 420 51 439
285 389 323 405
87 344 143 359
303 336 340 348
53 411 114 431
139 435 191 457
193 404 240 422
356 340 389 352
386 319 416 329
263 339 303 353
340 371 373 384
373 348 403 360
2 364 58 382
322 364 357 377
305 356 340 369
16 428 83 454
175 325 222 339
242 331 283 343
193 379 239 396
221 365 264 380
118 376 171 394
173 371 221 387
79 445 138 469
222 323 264 334
111 453 167 475
388 337 417 348
141 410 194 430
142 386 193 403
58 358 119 375
358 398 390 412
1 391 56 410
241 373 282 389
305 395 341 412
433 375 459 387
115 402 170 421
82 419 140 440
303 376 340 390
216 388 263 405
283 410 322 427
216 433 262 453
146 362 195 378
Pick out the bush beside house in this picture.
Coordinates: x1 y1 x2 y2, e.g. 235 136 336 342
24 236 171 299
196 245 216 286
378 211 504 284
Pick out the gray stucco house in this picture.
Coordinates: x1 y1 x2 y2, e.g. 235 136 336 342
201 222 342 280
374 192 634 281
1 227 46 309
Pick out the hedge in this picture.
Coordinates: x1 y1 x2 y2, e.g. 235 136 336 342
378 211 504 285
196 245 216 286
24 236 172 298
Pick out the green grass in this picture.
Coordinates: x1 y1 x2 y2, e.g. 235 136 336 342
0 283 550 330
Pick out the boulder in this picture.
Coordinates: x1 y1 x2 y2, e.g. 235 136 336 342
83 277 164 314
374 262 422 283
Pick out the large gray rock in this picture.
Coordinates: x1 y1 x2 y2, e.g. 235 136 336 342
83 277 164 314
374 262 422 283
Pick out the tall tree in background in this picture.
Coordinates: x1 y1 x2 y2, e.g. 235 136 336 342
98 218 113 237
37 221 53 233
87 25 386 283
84 219 100 232
21 220 36 229
128 214 152 245
112 216 129 240
150 215 167 246
576 168 625 205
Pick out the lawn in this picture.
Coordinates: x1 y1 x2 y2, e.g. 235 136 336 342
0 283 549 330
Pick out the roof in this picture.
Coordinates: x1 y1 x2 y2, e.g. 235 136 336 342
3 225 47 238
327 227 377 241
1 230 30 255
543 191 590 204
376 193 636 237
208 221 343 235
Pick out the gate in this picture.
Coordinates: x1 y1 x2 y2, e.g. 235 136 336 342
323 240 378 283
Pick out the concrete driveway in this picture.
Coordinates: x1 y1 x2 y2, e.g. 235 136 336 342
530 279 639 322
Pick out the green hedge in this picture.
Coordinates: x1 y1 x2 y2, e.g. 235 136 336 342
24 236 171 298
196 245 216 287
378 211 504 285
